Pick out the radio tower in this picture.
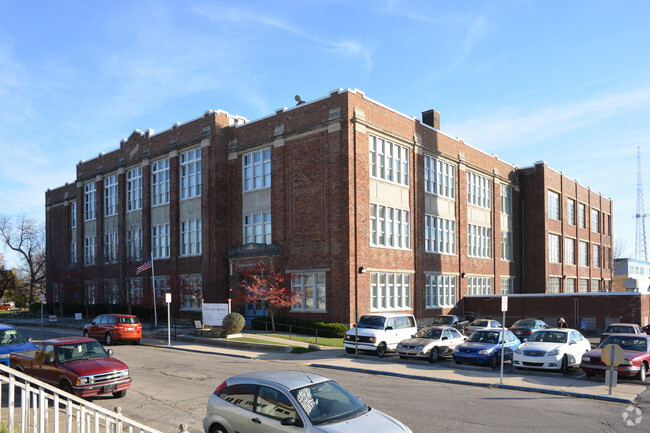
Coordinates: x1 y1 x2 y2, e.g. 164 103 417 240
635 146 647 261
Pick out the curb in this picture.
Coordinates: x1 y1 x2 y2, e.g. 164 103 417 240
308 363 636 404
140 342 254 360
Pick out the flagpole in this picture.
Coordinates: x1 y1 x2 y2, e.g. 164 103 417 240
151 252 158 328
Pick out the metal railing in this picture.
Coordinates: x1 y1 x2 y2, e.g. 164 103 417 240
252 320 343 345
0 363 161 433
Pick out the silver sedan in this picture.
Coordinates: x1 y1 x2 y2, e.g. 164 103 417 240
396 326 467 362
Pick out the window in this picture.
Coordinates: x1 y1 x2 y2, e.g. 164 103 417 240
70 240 77 264
467 224 491 258
243 148 271 192
153 276 169 304
549 277 561 293
425 274 456 307
565 238 575 265
181 275 202 310
501 184 513 215
84 236 96 265
467 172 491 209
548 233 560 263
84 182 96 221
591 209 600 233
128 278 144 305
71 202 77 228
257 386 298 421
151 158 170 206
152 223 170 259
500 277 514 294
244 212 271 245
424 155 454 199
126 167 142 212
292 271 326 312
579 241 589 266
104 232 118 263
579 278 589 292
567 199 576 225
593 279 601 292
424 215 455 254
180 148 202 199
369 135 409 186
217 383 257 411
467 276 492 295
370 272 411 310
104 175 118 217
578 203 586 229
127 228 142 261
548 190 560 220
84 281 97 304
370 204 410 249
501 231 513 261
104 279 119 304
565 278 576 293
501 184 514 261
181 219 202 256
593 244 600 268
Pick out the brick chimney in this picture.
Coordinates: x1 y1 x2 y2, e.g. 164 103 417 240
422 109 440 130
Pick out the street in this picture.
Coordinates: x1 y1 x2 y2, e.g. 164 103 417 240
17 328 650 432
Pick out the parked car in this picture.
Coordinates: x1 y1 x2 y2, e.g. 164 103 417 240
396 326 466 362
10 336 131 398
463 319 502 335
452 329 520 368
644 324 650 336
513 328 591 374
343 313 417 357
430 315 469 331
581 334 650 381
0 324 37 366
509 319 549 341
599 323 645 343
203 370 413 433
83 314 142 345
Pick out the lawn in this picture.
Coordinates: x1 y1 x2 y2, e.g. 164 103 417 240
252 333 344 348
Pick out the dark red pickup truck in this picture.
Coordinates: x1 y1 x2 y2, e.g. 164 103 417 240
10 336 131 398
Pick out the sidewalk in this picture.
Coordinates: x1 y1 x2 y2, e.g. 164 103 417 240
143 331 647 404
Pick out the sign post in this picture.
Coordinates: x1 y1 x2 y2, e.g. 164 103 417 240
601 343 625 395
40 294 45 331
500 296 508 384
165 292 172 347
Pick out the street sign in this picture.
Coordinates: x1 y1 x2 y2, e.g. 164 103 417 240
501 296 508 312
601 344 625 367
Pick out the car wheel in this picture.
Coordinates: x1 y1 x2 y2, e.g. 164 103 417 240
83 330 89 338
490 353 499 369
105 333 113 345
376 342 387 358
133 339 140 345
113 389 127 398
455 360 462 364
638 363 647 382
585 371 594 378
345 347 354 354
60 380 74 396
561 355 568 375
209 424 227 433
429 347 440 363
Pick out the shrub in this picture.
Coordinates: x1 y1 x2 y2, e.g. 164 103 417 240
222 312 246 336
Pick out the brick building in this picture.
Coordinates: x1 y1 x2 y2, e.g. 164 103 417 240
44 88 613 326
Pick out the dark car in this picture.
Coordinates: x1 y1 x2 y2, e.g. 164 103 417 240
642 324 650 336
599 323 644 344
509 319 549 341
581 334 650 381
84 314 142 345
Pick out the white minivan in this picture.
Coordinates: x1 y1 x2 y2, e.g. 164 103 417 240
344 313 417 357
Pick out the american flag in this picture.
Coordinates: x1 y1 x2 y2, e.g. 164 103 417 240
136 256 153 274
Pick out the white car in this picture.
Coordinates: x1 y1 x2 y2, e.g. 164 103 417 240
513 328 592 373
203 370 413 433
344 313 417 357
463 319 502 335
396 326 467 362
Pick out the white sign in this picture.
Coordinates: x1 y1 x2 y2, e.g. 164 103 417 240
202 303 229 326
74 313 82 320
48 315 57 322
501 296 508 312
165 292 172 303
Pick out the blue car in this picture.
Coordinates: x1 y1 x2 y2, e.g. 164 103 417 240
452 328 521 368
0 324 37 366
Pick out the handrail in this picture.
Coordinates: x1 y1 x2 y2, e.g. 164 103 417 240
0 363 162 433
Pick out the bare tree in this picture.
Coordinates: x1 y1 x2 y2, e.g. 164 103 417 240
0 214 46 307
0 253 18 301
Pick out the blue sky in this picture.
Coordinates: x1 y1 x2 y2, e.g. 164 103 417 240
1 0 649 266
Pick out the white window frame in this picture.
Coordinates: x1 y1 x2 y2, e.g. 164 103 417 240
500 277 514 294
369 135 409 186
467 171 491 209
291 271 326 312
501 231 513 261
565 278 576 293
592 279 601 292
152 223 170 259
370 272 411 311
128 278 144 304
548 190 560 220
84 236 96 265
579 203 586 229
567 198 576 226
84 281 97 304
180 148 202 199
549 277 561 293
243 212 271 245
151 158 170 206
127 228 143 261
71 201 77 228
370 204 410 249
425 215 456 254
70 240 77 264
84 182 96 221
104 279 119 304
104 175 118 217
500 184 513 215
565 237 575 265
243 148 271 192
467 276 492 295
180 274 203 311
579 241 589 267
467 224 492 258
591 209 600 233
104 231 118 264
579 278 589 292
126 167 142 212
181 219 202 256
425 274 456 308
424 155 454 199
548 233 561 263
593 244 600 268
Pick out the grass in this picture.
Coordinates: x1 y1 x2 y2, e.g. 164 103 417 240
253 333 344 348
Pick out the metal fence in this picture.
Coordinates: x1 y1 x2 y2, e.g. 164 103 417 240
0 363 161 433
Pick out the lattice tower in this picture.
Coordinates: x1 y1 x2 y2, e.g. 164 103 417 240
635 146 647 261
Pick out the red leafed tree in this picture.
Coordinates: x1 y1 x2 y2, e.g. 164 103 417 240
238 261 301 331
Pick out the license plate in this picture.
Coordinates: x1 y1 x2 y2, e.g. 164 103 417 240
103 384 117 393
127 327 133 331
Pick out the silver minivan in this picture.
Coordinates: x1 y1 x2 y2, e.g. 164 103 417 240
343 313 417 357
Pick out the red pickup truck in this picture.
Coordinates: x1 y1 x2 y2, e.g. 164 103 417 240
10 336 131 398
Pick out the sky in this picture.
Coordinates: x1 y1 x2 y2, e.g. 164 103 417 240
1 0 650 267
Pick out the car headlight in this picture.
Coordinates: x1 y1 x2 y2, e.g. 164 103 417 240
478 349 491 355
620 360 633 366
397 343 403 348
547 349 560 356
416 345 424 350
514 347 521 354
0 353 9 359
582 356 590 362
453 347 460 353
77 377 89 386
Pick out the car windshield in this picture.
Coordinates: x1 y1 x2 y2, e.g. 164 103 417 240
468 331 499 344
599 336 648 351
471 320 489 327
0 329 29 345
528 331 567 343
118 316 139 324
431 316 452 325
56 341 109 363
513 320 535 328
356 316 386 329
605 326 634 333
291 380 367 425
414 328 442 339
